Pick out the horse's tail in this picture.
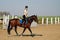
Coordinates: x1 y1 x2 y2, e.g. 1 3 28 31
7 20 10 35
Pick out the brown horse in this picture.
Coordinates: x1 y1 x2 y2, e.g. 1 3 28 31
7 15 38 36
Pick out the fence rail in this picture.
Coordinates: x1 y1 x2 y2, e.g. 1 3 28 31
38 16 60 24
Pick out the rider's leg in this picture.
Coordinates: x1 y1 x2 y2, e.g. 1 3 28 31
25 18 28 24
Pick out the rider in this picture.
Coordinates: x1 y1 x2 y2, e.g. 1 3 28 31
22 6 28 24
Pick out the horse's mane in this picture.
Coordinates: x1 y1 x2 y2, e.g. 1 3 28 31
29 15 37 17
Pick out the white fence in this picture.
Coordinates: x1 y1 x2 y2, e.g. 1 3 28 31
3 15 60 29
3 15 18 29
38 17 60 24
3 15 9 29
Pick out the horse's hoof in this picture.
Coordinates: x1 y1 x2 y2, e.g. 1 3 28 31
16 34 19 36
31 34 34 37
8 35 11 37
20 34 23 36
21 34 23 36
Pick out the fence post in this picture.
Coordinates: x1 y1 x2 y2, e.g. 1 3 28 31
55 17 57 24
7 15 9 28
58 17 60 24
46 18 48 24
3 15 9 29
3 15 6 29
3 15 5 29
42 17 44 24
12 16 14 19
51 17 53 24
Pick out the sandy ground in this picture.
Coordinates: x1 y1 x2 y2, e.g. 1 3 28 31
0 24 60 40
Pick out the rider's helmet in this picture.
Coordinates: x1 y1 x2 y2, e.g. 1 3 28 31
25 6 28 8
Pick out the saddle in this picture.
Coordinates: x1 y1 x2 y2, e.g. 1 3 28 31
19 18 28 24
19 19 23 24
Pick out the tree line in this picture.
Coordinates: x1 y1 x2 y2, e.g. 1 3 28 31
0 11 10 16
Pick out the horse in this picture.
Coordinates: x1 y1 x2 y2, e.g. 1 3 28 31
7 15 38 36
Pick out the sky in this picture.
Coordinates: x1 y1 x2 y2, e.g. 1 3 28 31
0 0 60 16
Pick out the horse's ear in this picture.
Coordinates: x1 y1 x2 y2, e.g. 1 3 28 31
36 15 37 16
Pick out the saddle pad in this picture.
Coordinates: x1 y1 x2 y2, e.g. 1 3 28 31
19 19 23 24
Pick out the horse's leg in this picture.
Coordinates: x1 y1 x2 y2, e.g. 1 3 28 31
21 28 26 35
7 21 11 35
7 25 13 35
10 26 13 32
28 27 32 35
14 26 18 36
7 25 10 35
10 27 13 30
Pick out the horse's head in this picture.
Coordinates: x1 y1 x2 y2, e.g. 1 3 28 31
31 15 38 23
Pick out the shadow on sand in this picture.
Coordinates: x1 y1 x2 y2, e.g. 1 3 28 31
21 34 42 37
12 34 43 37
